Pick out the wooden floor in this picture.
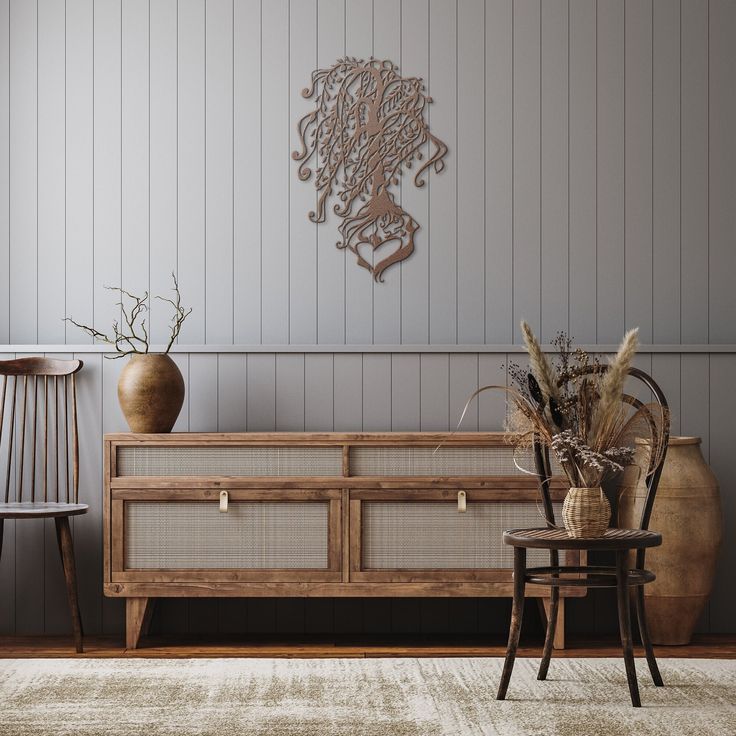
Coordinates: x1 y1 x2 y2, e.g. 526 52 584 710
1 634 735 659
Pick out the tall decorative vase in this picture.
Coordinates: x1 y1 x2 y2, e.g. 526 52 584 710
117 353 185 433
562 486 611 538
618 437 722 645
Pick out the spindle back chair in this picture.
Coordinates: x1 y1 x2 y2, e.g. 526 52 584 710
0 358 86 652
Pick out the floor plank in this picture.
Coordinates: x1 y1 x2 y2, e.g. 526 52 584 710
1 634 735 659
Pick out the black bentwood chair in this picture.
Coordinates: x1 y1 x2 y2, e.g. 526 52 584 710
496 366 670 707
0 358 87 652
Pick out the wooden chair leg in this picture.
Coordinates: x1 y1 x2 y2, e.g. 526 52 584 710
616 550 640 707
635 584 664 687
55 516 84 654
0 519 4 562
537 586 559 681
497 547 526 700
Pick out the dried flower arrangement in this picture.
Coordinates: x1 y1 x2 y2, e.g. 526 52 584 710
501 323 668 490
64 273 191 358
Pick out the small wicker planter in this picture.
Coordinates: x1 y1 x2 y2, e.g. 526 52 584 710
562 486 611 538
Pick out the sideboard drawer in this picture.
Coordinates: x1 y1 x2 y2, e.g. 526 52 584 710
111 491 342 582
115 444 344 477
350 492 565 582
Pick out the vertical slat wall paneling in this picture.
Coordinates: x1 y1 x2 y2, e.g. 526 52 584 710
680 353 710 632
11 388 43 625
187 353 218 633
178 0 206 342
275 353 305 431
419 353 449 430
149 0 179 342
680 0 708 344
260 0 289 344
400 0 430 344
0 353 15 633
43 353 72 634
121 0 149 306
709 355 736 631
246 353 276 431
449 354 479 431
316 0 345 344
596 0 624 343
624 0 653 341
651 353 681 436
709 1 736 344
478 352 507 431
652 0 680 344
304 353 334 431
289 0 317 344
37 0 66 343
217 353 247 432
540 0 569 342
391 354 421 431
362 354 391 432
333 354 362 431
343 0 374 345
93 0 122 341
427 0 456 344
233 0 262 343
511 0 540 341
101 355 125 634
456 0 484 344
170 353 190 432
484 0 513 344
9 0 37 342
73 352 103 635
65 0 93 343
0 2 8 343
568 0 596 343
371 0 401 344
205 0 234 344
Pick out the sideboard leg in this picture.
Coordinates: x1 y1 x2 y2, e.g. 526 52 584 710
126 597 153 650
538 597 566 650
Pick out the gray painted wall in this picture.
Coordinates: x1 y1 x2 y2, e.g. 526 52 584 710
0 0 735 638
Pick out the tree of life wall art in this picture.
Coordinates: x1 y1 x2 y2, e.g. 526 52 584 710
292 57 448 283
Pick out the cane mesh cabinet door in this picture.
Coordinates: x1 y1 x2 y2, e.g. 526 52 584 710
350 491 565 582
112 492 342 583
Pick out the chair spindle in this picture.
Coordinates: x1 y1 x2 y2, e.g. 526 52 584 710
18 376 29 500
43 375 48 503
54 376 59 503
64 376 70 503
0 376 6 501
5 377 17 503
31 376 38 502
71 374 79 504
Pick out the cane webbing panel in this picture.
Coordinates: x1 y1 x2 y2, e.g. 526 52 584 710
117 446 344 477
350 445 562 477
361 502 563 569
124 502 329 569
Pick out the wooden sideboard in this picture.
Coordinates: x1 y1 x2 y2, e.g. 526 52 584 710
104 432 583 648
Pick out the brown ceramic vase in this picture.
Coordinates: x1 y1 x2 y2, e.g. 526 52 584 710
117 353 185 433
618 437 722 645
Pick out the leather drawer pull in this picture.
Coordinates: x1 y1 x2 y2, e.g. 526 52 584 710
219 490 229 513
457 490 467 513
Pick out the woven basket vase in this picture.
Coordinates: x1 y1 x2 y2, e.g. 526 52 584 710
562 486 611 538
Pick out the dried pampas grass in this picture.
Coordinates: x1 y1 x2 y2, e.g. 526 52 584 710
520 321 558 404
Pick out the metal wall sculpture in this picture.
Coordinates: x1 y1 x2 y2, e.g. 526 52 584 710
292 57 448 282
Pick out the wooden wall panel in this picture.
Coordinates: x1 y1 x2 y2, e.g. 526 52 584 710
37 0 66 343
65 0 94 345
596 0 624 343
149 0 178 344
0 4 7 343
9 1 37 342
205 0 235 344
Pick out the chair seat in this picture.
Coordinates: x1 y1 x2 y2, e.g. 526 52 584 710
503 526 662 551
0 502 89 519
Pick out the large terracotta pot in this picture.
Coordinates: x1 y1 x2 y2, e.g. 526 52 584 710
117 353 185 433
618 437 722 645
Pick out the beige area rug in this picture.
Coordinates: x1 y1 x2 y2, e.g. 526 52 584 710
1 657 734 736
